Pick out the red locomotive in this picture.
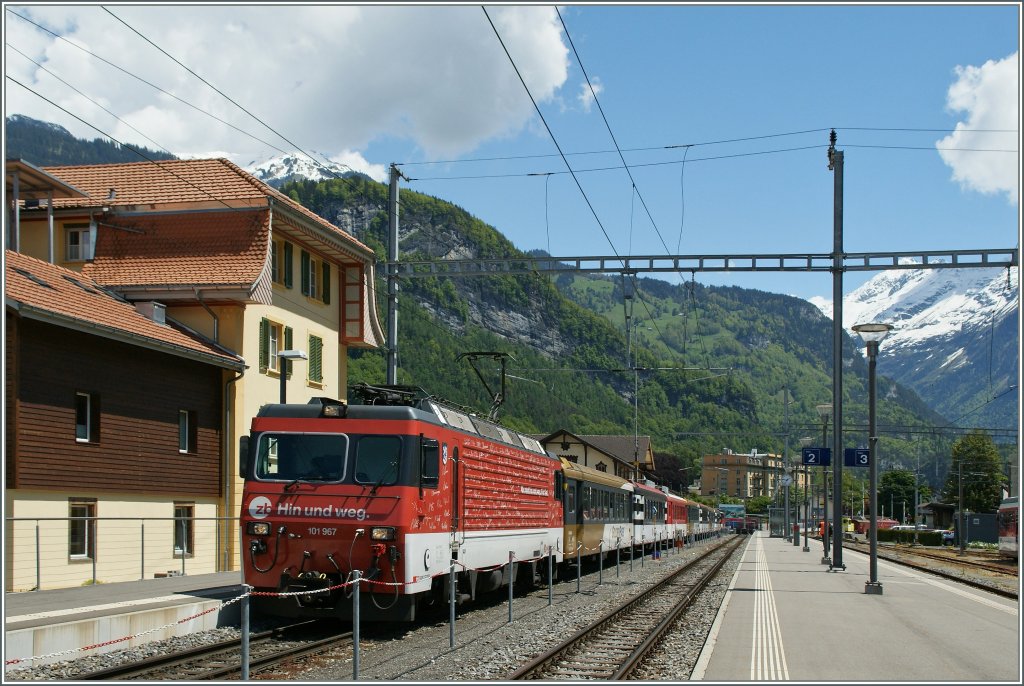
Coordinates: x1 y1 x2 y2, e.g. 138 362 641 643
240 385 563 621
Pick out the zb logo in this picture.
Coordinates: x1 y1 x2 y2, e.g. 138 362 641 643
249 496 273 519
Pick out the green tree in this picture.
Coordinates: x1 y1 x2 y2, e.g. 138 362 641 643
746 495 774 514
940 431 1006 513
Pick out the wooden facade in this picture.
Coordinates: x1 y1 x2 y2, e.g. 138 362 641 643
6 316 223 497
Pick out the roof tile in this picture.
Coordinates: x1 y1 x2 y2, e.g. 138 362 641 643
5 250 241 367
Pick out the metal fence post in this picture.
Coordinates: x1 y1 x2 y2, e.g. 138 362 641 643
640 535 645 569
180 518 186 576
449 563 456 648
35 522 40 592
547 545 553 606
598 540 603 586
575 544 581 593
140 521 145 580
241 584 251 681
353 570 361 680
616 538 621 580
91 517 97 585
507 551 514 624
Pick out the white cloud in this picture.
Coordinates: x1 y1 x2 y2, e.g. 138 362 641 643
936 52 1019 205
328 150 387 183
4 5 570 165
578 78 603 112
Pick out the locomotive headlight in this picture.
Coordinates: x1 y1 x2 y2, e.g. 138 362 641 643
247 522 271 536
370 526 396 541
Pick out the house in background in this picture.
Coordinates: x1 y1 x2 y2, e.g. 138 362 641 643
5 158 384 586
537 430 656 481
4 250 244 590
701 449 797 501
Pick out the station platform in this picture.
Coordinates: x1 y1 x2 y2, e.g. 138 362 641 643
4 571 244 671
692 531 1020 682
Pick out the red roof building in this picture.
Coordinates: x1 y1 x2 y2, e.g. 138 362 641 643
5 157 385 588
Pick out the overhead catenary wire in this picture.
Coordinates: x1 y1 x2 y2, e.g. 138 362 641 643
8 77 243 213
5 43 173 157
99 6 376 201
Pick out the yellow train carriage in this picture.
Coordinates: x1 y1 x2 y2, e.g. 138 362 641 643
559 458 633 566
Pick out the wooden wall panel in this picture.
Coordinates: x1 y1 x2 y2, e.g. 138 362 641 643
12 317 224 497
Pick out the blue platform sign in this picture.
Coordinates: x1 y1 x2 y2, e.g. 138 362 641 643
801 447 831 466
844 448 870 467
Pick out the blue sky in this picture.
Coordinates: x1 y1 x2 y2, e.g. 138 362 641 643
5 3 1019 304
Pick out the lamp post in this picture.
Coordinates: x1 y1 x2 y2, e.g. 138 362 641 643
278 349 308 404
853 321 892 595
815 403 832 565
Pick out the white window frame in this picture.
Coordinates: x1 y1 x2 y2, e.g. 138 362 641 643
75 392 91 442
173 504 194 557
69 501 96 560
65 225 91 262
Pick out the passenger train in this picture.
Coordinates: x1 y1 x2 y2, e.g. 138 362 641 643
239 385 722 621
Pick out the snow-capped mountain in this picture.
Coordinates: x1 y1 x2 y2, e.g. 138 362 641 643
816 264 1019 428
245 152 370 188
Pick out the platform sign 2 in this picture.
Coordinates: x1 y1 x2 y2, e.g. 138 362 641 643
844 448 870 467
801 447 831 466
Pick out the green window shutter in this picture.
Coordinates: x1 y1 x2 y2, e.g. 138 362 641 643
258 318 269 372
309 335 323 383
300 250 310 295
283 242 293 288
284 326 293 378
322 263 331 304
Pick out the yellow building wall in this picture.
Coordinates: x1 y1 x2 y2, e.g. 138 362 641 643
4 492 221 592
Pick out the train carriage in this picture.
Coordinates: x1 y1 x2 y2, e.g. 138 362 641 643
559 458 633 568
665 492 690 547
997 496 1018 559
240 387 563 621
631 480 670 550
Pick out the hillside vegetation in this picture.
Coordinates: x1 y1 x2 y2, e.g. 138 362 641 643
282 176 954 492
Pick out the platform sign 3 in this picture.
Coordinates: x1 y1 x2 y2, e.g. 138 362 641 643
801 447 831 466
844 448 870 467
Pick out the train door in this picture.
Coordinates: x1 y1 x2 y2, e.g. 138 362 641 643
564 479 580 559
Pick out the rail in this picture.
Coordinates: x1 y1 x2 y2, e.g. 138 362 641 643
508 534 744 680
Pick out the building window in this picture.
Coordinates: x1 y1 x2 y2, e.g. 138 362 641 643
69 500 96 560
308 334 324 384
173 504 194 557
271 239 293 287
300 250 331 304
75 392 99 442
259 318 293 374
178 410 197 453
595 461 607 472
65 223 92 261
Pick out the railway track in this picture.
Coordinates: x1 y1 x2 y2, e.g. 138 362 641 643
75 621 351 680
841 540 1018 599
507 535 744 680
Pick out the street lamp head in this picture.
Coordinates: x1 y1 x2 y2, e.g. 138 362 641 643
852 322 893 344
279 349 308 360
815 403 832 421
799 436 814 447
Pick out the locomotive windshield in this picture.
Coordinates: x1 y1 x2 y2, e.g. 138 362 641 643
252 432 405 486
354 436 401 486
254 432 348 481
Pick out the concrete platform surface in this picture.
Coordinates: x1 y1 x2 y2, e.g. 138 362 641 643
692 532 1020 682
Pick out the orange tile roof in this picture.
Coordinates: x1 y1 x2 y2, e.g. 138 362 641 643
41 158 373 257
82 208 269 289
5 250 243 369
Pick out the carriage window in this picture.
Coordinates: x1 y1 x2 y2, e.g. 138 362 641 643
254 433 347 481
355 436 402 486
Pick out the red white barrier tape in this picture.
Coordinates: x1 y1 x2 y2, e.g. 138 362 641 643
5 592 247 667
